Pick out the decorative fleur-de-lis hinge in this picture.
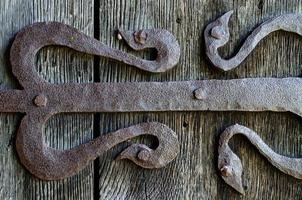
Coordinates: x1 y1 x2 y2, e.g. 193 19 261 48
3 10 302 191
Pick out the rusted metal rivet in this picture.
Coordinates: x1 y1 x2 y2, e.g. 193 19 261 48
220 165 232 177
138 150 150 161
133 30 147 44
211 26 224 39
34 95 47 107
194 89 205 100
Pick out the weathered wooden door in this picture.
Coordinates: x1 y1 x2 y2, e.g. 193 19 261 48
1 0 302 199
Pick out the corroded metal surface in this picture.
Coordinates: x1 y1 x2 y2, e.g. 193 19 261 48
204 11 302 71
6 21 302 181
4 78 302 114
17 119 179 180
218 124 302 194
8 22 181 180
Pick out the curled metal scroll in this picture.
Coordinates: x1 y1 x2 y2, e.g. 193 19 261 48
12 22 180 88
17 119 179 180
218 124 302 194
204 10 302 71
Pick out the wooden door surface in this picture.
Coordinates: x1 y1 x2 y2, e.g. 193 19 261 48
1 0 302 199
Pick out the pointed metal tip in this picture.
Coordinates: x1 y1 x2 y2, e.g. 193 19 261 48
233 184 245 195
222 10 234 20
225 10 234 16
228 10 234 14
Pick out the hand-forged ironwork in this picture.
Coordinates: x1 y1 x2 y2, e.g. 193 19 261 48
8 22 181 180
204 11 302 194
4 15 302 183
218 124 302 195
204 10 302 71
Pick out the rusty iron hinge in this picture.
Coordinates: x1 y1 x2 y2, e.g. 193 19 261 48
204 11 302 194
7 22 181 180
3 12 302 187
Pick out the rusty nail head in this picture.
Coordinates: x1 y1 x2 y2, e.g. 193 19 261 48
138 150 151 161
220 165 232 177
210 26 224 39
194 89 205 100
134 30 147 44
34 94 47 107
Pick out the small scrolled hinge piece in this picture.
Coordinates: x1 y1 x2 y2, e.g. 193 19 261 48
218 124 302 194
205 10 302 71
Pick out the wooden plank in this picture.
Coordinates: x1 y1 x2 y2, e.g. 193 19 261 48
96 0 302 199
0 0 94 199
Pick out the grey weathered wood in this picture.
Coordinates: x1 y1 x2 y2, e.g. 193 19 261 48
0 0 94 199
2 0 302 199
96 0 302 199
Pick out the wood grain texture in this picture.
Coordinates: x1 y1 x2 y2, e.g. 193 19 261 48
1 0 302 199
0 0 94 199
96 0 302 199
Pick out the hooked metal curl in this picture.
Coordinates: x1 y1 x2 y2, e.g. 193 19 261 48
12 22 180 88
205 11 302 71
218 124 302 194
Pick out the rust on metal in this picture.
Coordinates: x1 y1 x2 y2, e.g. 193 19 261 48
218 124 302 194
204 12 302 193
7 22 181 180
204 11 302 71
33 94 47 107
6 21 302 181
220 165 232 177
133 30 147 44
18 119 179 180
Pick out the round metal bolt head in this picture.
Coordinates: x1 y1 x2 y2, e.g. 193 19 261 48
134 30 147 44
220 165 232 177
138 150 150 161
194 89 205 100
211 26 224 39
34 95 47 107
